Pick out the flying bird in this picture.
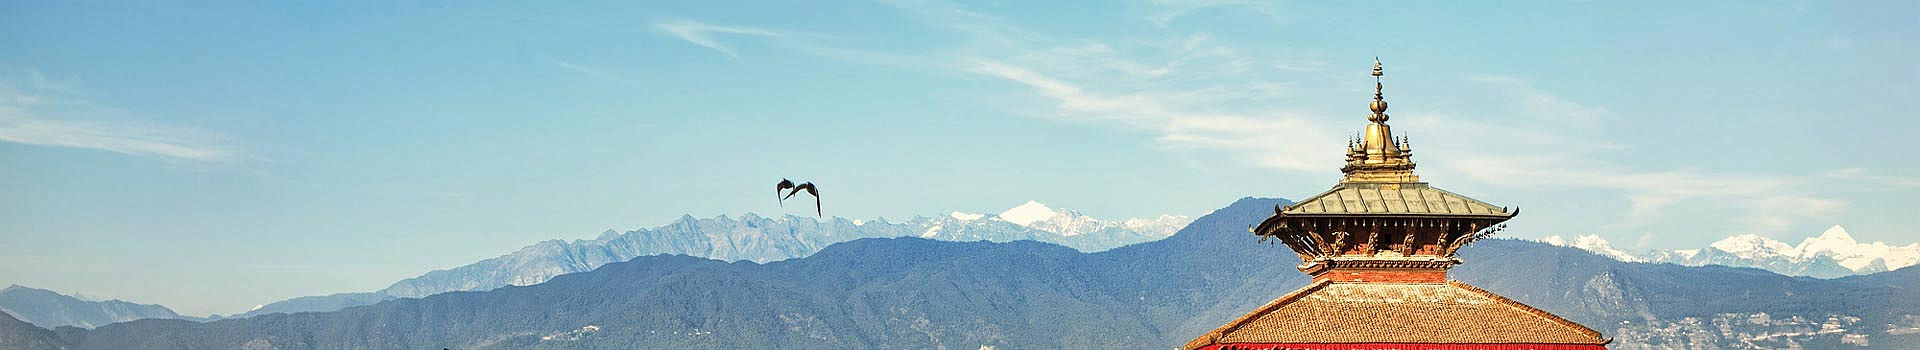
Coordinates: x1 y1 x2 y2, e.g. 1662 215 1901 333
779 181 821 217
776 178 796 206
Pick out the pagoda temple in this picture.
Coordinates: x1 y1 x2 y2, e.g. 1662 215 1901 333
1184 60 1610 350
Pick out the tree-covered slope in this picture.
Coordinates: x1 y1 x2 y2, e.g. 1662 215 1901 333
13 198 1916 349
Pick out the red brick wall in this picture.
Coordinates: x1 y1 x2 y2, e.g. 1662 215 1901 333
1311 268 1447 283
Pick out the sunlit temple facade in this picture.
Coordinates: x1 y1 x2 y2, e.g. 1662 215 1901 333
1184 60 1611 350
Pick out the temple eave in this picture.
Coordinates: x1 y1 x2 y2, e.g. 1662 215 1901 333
1266 212 1517 221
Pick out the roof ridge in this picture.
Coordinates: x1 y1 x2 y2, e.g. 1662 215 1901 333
1277 183 1513 218
1282 185 1345 212
1183 279 1334 350
1446 280 1610 345
1425 185 1505 215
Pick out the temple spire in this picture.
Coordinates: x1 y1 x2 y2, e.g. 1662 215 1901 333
1198 59 1600 350
1369 57 1388 122
1341 58 1418 183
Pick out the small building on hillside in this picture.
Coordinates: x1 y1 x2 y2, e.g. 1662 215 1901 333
1184 60 1611 350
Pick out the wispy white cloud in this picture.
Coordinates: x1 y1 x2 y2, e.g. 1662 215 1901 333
549 59 644 86
1743 195 1847 232
1632 231 1658 249
650 19 924 68
880 0 1335 172
666 0 1856 236
1470 75 1607 127
967 54 1337 172
653 20 784 60
0 82 237 162
1822 168 1920 188
1442 151 1824 229
874 0 1042 49
1414 78 1839 231
1145 0 1289 29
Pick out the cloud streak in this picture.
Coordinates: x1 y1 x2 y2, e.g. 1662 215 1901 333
653 20 784 60
967 54 1338 172
1145 0 1290 28
897 1 1856 235
1442 151 1834 230
1822 168 1920 188
893 1 1337 173
643 0 1871 238
549 59 644 86
1415 77 1842 231
0 82 236 162
1469 75 1606 127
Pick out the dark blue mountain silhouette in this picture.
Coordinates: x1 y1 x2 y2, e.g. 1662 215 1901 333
5 198 1914 349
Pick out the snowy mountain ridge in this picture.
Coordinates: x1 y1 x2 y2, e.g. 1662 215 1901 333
949 200 1194 238
232 200 1189 318
1539 225 1920 278
1539 234 1643 262
996 200 1057 227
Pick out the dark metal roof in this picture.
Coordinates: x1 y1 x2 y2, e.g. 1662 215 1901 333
1280 182 1512 218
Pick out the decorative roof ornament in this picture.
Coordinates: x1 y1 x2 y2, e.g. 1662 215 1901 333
1257 58 1518 270
1341 58 1418 183
1369 57 1388 120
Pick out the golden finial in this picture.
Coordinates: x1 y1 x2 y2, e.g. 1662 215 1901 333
1368 58 1388 120
1341 57 1417 184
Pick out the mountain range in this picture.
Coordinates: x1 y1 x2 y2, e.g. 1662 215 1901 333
0 285 199 330
231 200 1189 318
1541 225 1920 278
3 198 1914 349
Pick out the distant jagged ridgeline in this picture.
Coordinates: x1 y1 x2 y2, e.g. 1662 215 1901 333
2 198 1911 349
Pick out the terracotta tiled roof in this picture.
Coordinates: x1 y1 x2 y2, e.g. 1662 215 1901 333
1184 280 1608 350
1281 183 1512 217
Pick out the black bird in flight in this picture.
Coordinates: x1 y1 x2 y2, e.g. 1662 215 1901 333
776 178 796 206
778 180 821 217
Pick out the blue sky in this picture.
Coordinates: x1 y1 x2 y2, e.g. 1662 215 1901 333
1 0 1915 316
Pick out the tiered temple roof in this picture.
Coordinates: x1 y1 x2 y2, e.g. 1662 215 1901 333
1187 59 1608 350
1185 281 1608 349
1279 182 1511 217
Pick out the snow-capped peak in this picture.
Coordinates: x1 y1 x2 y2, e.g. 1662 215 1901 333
1671 249 1700 260
1540 234 1643 262
1552 225 1920 277
1794 225 1920 271
949 211 984 221
1815 225 1854 241
1709 234 1796 260
1123 215 1190 231
70 291 104 302
1796 225 1859 260
980 200 1192 238
998 200 1057 227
